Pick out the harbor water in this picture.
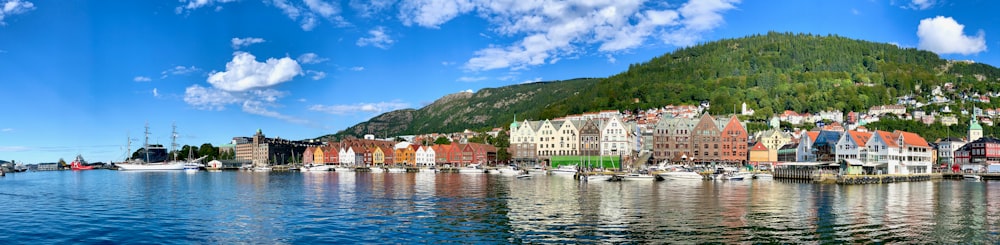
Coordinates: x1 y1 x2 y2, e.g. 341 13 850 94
1 171 999 243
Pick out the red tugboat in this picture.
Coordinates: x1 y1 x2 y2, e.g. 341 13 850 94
70 154 94 170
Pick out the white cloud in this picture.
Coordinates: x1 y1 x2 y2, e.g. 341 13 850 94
349 0 395 18
152 88 159 97
308 101 410 115
175 0 236 14
242 100 310 124
397 0 474 28
267 0 348 31
457 76 488 82
606 54 616 64
461 89 473 93
433 0 738 71
521 77 542 84
134 76 152 82
0 146 29 152
1 128 12 132
441 61 455 66
357 26 395 49
183 85 242 110
907 0 935 10
349 66 365 71
161 65 201 78
231 37 265 49
297 53 328 64
917 16 987 55
0 0 35 25
306 70 326 80
207 51 303 92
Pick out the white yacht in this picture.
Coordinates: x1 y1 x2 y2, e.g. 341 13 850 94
301 164 333 172
550 165 578 175
459 164 486 174
583 174 613 182
369 167 386 173
334 166 353 172
387 167 407 173
494 165 521 175
658 171 704 180
622 173 657 181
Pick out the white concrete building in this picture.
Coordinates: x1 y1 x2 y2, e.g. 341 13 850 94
600 115 632 156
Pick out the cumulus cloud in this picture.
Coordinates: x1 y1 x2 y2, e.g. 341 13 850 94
0 0 35 25
403 0 740 71
349 0 395 18
457 76 488 82
242 100 310 124
207 51 302 92
231 37 265 49
134 76 152 82
183 84 308 124
356 26 395 49
183 85 242 110
152 88 159 97
308 101 411 115
349 66 365 71
917 16 987 55
268 0 348 31
297 53 328 64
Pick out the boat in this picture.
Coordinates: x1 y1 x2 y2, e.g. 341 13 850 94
516 174 532 179
386 167 407 173
334 166 353 172
622 173 657 181
495 165 520 175
253 166 272 172
184 163 201 172
526 165 547 175
583 174 614 182
70 154 94 171
658 171 704 180
722 172 750 181
550 165 578 175
964 174 981 180
458 164 486 174
369 167 386 173
300 164 334 172
116 123 188 171
753 173 773 179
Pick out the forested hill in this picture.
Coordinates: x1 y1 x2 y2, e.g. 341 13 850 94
325 32 1000 140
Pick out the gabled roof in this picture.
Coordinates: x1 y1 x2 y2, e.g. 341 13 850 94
814 130 843 147
847 131 872 146
806 131 820 142
750 141 768 151
874 130 899 148
894 130 930 148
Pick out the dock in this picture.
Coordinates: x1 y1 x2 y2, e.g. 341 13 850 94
941 173 1000 180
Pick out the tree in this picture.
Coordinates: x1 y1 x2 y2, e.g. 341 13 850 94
199 143 217 161
394 136 406 142
58 158 66 169
434 136 451 145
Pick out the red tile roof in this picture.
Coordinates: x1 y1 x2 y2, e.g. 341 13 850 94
750 141 768 151
848 131 872 145
893 130 930 148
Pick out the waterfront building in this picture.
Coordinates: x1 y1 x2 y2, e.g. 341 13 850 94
954 137 1000 172
812 130 843 162
777 144 798 162
578 119 603 156
863 130 932 174
339 147 355 166
415 145 436 167
653 115 696 163
719 115 749 164
324 144 339 164
749 142 769 164
313 146 325 164
797 130 820 161
373 146 385 166
691 114 722 164
536 119 558 158
236 129 314 168
303 146 314 164
936 137 966 167
601 115 631 161
756 130 790 162
835 130 872 163
553 120 581 156
395 142 415 166
510 119 538 165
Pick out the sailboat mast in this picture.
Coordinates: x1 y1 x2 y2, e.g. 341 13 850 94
144 123 150 163
171 123 179 161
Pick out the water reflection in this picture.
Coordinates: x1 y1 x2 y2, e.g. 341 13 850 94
1 171 1000 243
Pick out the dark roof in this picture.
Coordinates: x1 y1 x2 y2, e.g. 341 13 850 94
813 130 843 148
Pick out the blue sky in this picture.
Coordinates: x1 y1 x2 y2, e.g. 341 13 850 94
0 0 996 163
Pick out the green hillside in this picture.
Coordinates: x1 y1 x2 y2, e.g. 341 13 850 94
327 32 1000 139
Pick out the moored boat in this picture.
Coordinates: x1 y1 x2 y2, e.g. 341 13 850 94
964 174 981 180
622 173 657 181
458 164 485 174
550 165 578 175
301 164 333 172
386 167 407 173
70 155 94 171
658 171 704 180
753 173 773 179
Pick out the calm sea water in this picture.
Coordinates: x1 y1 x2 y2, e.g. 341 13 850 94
1 170 998 244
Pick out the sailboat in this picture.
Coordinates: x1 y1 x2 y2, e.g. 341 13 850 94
117 123 189 171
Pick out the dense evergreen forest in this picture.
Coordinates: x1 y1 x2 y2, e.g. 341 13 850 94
330 32 1000 140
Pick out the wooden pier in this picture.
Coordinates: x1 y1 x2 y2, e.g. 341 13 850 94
941 173 1000 180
